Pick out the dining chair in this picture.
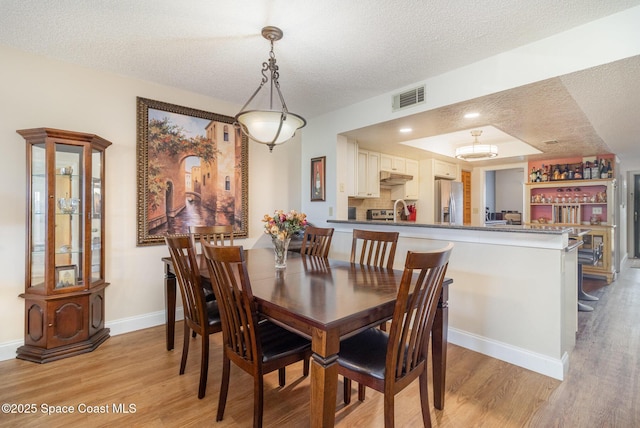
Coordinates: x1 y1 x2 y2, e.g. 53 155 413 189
189 224 234 247
164 235 222 399
350 229 399 269
201 242 312 428
351 229 400 336
339 243 454 428
188 225 234 308
300 226 334 257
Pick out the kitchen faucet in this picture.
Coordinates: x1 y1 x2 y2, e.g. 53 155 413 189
393 199 409 222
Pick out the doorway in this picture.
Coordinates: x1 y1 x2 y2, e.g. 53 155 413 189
484 168 525 221
462 170 471 224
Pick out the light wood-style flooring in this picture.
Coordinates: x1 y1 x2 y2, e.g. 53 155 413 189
1 262 639 427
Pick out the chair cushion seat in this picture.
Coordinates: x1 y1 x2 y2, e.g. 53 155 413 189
205 300 222 327
338 328 389 381
203 283 216 302
258 321 311 363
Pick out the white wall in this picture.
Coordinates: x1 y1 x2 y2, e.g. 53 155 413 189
495 168 525 213
485 171 496 214
0 44 301 358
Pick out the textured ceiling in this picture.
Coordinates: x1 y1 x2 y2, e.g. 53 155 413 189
345 56 640 165
1 1 640 164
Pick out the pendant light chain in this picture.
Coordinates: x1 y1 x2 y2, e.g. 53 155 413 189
235 26 306 152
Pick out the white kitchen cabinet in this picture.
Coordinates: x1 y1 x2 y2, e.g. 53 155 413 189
380 154 406 173
391 158 419 200
434 159 458 179
356 149 380 198
346 139 358 197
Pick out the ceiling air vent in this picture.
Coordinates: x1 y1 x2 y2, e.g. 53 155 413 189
392 85 425 111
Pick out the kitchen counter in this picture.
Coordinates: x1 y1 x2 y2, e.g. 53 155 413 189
329 219 577 235
323 218 578 380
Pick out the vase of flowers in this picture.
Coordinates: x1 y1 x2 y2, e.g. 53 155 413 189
262 210 307 268
272 236 291 269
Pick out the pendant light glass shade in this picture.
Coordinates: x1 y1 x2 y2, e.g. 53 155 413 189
455 144 498 159
235 26 306 152
236 110 306 147
455 130 498 160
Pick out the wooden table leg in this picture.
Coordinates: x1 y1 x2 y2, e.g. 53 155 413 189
310 327 339 428
165 265 176 351
431 282 449 410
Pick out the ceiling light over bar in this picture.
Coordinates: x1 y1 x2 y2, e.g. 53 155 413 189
455 130 498 160
234 26 306 152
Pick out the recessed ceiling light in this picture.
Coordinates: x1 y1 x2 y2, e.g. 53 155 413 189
399 128 412 133
464 112 480 119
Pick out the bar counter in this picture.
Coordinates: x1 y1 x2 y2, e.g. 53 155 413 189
330 219 579 234
325 219 579 380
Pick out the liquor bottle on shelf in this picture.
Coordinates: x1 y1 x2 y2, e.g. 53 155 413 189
574 164 582 179
584 161 591 180
606 161 613 179
591 161 599 180
530 167 537 183
600 159 608 179
541 164 549 182
552 165 561 181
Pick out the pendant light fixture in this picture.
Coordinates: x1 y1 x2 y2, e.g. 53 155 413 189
455 130 498 160
234 26 306 152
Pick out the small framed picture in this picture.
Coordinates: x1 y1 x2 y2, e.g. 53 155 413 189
311 156 326 201
55 265 78 289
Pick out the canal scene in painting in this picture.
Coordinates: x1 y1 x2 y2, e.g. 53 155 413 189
145 108 244 237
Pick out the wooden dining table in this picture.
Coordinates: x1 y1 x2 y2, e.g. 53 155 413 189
162 248 452 427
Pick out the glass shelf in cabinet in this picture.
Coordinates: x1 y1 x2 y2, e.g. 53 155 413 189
56 247 83 254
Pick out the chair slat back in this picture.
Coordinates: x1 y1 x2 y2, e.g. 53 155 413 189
387 243 453 381
201 243 260 364
165 235 207 331
350 229 399 269
189 225 234 247
300 226 334 257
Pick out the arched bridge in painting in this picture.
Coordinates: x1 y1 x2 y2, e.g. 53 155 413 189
186 191 201 202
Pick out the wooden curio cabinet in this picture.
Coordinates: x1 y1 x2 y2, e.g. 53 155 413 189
17 128 112 363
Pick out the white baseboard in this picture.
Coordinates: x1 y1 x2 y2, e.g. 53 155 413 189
448 327 567 380
0 340 24 362
1 311 566 380
0 308 184 362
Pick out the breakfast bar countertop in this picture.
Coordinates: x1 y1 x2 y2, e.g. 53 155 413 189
325 217 580 381
328 219 579 235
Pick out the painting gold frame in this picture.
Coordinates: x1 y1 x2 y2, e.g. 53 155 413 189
136 97 248 246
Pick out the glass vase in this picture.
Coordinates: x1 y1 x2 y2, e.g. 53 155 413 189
272 236 291 269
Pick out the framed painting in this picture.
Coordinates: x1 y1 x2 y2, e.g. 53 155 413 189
136 97 248 246
311 156 326 201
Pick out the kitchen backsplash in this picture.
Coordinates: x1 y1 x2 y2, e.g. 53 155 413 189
348 188 395 221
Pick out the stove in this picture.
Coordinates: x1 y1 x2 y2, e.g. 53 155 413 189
366 209 394 221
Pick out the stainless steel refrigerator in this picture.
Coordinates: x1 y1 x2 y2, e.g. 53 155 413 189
435 179 463 225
